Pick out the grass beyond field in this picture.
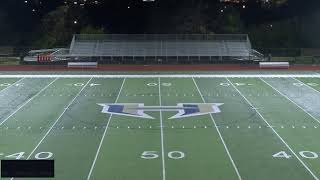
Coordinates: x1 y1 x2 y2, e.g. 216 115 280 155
0 73 320 180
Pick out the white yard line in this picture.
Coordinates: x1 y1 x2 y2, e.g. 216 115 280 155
0 74 320 78
260 78 320 124
87 78 126 180
0 78 58 127
158 77 166 180
226 78 319 180
25 77 93 160
292 77 320 94
192 77 242 180
0 78 25 93
9 78 92 180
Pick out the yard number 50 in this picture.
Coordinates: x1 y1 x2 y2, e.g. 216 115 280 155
141 151 185 160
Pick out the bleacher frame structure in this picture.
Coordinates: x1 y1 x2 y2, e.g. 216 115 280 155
68 34 264 64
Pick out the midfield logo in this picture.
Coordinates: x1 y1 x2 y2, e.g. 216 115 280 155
97 103 223 119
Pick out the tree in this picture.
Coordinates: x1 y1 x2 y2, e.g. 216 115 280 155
34 5 90 48
80 25 105 34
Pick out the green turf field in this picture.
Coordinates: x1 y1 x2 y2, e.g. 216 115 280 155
1 73 320 180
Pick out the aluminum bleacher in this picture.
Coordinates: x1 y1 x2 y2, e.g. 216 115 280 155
67 34 264 63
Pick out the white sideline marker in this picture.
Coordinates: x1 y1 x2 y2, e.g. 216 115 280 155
0 78 58 127
192 78 242 180
226 78 319 180
0 74 320 78
260 78 320 125
87 78 126 180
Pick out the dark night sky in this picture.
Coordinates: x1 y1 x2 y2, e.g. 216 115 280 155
1 0 319 33
1 0 320 47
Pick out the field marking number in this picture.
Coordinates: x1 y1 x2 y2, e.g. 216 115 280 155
0 83 11 87
141 151 185 159
147 83 172 87
0 83 23 87
220 83 253 87
5 152 53 160
293 83 319 87
273 151 319 159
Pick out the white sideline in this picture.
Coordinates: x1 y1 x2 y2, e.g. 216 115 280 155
260 78 320 124
0 78 58 127
0 74 319 78
226 78 319 180
87 78 126 180
192 78 243 180
158 77 166 180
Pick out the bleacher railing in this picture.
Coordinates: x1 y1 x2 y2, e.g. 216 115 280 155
74 34 250 42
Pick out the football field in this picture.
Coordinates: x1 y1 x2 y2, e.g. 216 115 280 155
1 72 320 180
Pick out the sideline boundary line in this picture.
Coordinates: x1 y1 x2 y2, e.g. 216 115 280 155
260 78 320 124
192 77 242 180
0 74 320 78
158 77 166 180
227 78 319 180
0 78 58 127
86 78 126 180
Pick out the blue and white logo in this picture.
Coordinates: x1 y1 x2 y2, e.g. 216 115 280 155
97 103 223 119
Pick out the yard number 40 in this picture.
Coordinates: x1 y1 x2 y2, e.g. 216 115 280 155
273 151 319 159
5 152 53 160
141 151 185 160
